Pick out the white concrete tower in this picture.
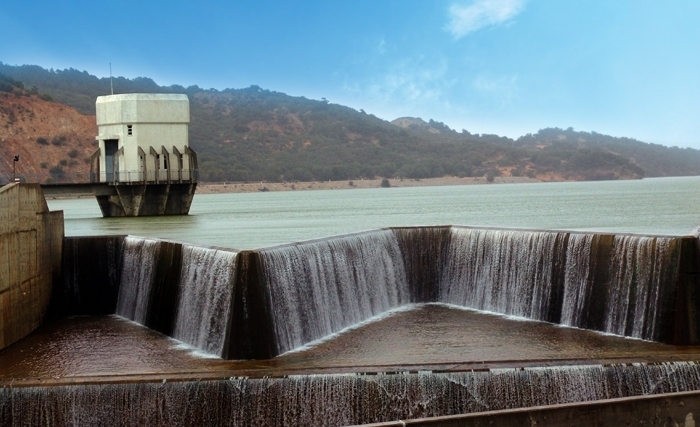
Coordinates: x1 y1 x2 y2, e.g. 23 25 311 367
94 94 196 183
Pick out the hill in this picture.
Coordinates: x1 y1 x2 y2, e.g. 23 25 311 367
0 74 96 184
1 63 699 184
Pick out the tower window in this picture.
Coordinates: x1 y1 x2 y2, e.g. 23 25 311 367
127 125 133 136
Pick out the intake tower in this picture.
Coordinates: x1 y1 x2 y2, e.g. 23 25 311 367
89 93 198 216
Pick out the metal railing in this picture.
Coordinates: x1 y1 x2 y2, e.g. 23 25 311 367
0 169 200 186
90 169 200 184
2 171 98 185
88 145 199 185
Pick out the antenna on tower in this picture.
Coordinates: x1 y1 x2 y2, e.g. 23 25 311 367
109 63 114 95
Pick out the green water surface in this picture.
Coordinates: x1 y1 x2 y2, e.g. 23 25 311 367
47 176 700 249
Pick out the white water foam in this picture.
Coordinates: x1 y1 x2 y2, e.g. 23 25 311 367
259 229 410 354
440 228 563 320
115 236 160 324
602 235 678 340
172 245 237 357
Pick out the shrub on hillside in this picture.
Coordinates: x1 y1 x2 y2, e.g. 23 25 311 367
52 135 66 146
49 165 65 180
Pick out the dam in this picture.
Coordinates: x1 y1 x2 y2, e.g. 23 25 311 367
3 183 700 425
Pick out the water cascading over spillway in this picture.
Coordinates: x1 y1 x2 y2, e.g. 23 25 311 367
248 227 691 355
11 227 700 425
55 226 698 360
601 235 678 340
560 232 595 327
172 245 237 355
258 230 410 354
559 234 679 341
6 361 700 425
116 237 160 324
440 228 566 320
440 228 682 342
113 236 237 356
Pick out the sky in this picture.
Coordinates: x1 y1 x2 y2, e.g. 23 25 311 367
1 0 699 148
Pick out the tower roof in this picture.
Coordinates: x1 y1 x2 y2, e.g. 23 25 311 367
96 93 189 125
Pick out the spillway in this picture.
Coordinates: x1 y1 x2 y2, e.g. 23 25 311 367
4 361 700 425
439 228 682 342
258 230 410 354
3 225 700 426
115 237 238 356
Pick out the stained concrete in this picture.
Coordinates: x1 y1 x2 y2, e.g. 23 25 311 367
0 183 63 350
94 182 196 216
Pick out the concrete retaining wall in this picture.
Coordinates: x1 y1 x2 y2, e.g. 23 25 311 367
0 183 63 350
48 235 124 319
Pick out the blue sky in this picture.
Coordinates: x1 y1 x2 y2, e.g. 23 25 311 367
1 1 699 148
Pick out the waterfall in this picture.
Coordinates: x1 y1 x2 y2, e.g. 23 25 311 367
602 235 679 340
258 230 409 354
172 245 237 356
561 234 679 340
115 236 160 324
440 228 564 320
11 228 700 425
5 362 700 425
113 237 237 357
57 227 693 359
440 228 682 341
560 233 594 327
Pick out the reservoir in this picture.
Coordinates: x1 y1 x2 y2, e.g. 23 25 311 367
48 176 700 248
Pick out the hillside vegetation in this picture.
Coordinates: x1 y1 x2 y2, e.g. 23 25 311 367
1 62 699 184
0 73 96 184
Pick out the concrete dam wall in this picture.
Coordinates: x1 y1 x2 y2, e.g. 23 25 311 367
6 223 700 425
0 183 63 351
55 226 700 359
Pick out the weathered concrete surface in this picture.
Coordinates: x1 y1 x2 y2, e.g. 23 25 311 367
94 183 196 216
40 182 117 196
48 235 124 320
0 183 63 350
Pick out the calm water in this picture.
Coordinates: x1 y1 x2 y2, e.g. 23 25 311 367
47 176 700 249
3 305 698 381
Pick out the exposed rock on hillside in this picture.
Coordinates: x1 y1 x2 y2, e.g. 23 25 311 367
391 117 442 134
0 89 96 184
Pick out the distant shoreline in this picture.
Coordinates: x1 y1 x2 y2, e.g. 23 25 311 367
41 176 544 200
195 176 543 194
